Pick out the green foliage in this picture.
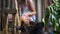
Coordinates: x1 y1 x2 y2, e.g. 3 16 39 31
42 0 60 34
45 4 58 28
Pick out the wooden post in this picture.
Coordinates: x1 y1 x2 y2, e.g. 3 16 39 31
0 0 1 8
17 8 21 34
15 0 21 34
12 14 16 34
4 14 8 34
0 14 4 34
0 14 1 31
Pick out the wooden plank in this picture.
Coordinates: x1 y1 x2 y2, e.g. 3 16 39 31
10 0 12 9
4 14 8 34
1 0 3 9
17 19 21 34
7 0 11 9
0 0 1 9
12 14 16 34
0 9 17 13
1 14 4 31
17 8 21 34
3 0 6 9
14 0 21 34
12 0 15 9
0 14 1 31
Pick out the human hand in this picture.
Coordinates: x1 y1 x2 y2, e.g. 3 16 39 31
21 15 30 26
22 13 29 17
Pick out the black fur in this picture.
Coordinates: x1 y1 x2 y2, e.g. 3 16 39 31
16 22 44 34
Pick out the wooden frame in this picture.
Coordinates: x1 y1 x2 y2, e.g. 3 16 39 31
0 0 21 34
